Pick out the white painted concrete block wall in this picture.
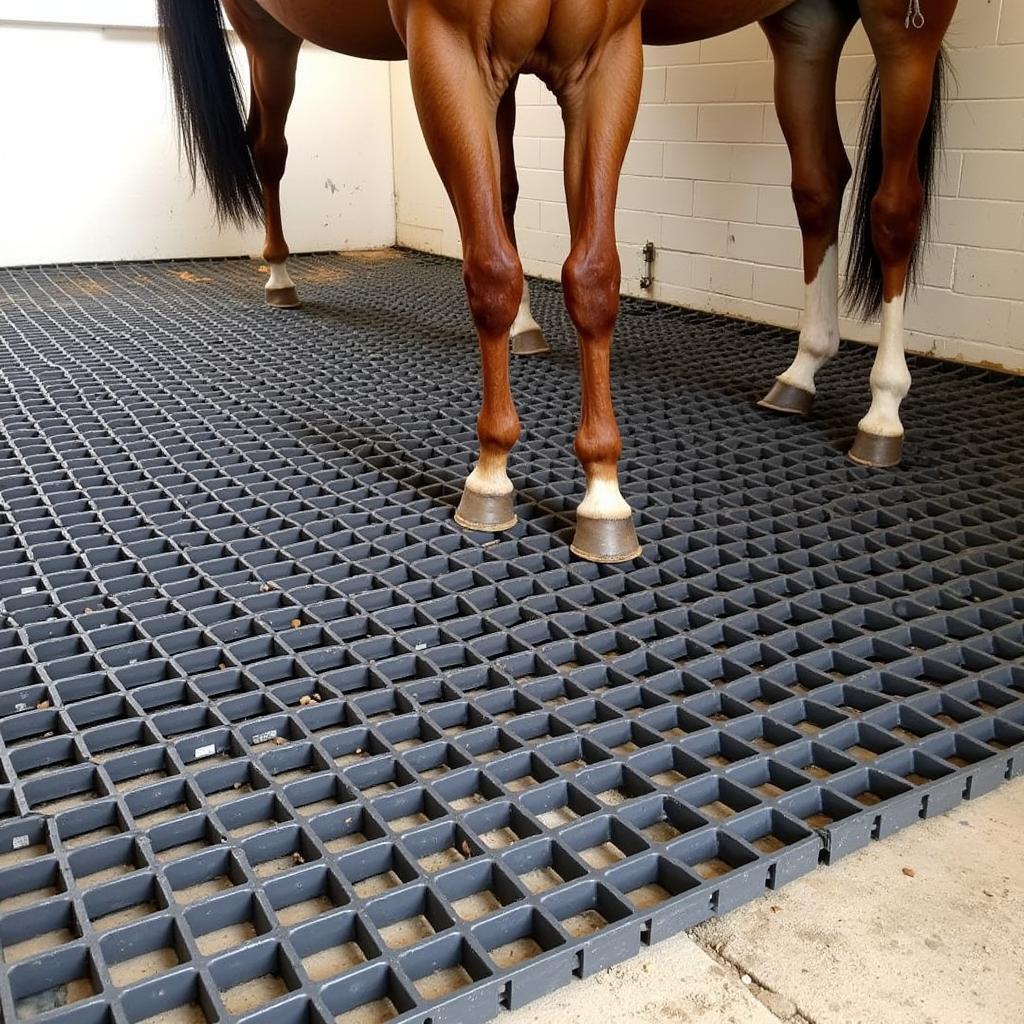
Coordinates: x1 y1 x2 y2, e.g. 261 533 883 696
0 11 395 266
391 0 1024 371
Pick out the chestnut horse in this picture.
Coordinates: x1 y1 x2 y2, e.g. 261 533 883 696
158 0 956 562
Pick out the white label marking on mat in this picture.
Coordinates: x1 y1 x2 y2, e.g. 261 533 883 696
20 586 36 595
12 835 30 850
252 730 277 745
194 743 216 759
14 703 27 711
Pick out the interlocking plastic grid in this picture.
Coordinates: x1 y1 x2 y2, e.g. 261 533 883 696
0 251 1021 1024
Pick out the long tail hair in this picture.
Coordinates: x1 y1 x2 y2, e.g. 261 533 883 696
157 0 262 227
843 49 949 319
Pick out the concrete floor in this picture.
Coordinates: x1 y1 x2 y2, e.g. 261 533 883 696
513 776 1024 1024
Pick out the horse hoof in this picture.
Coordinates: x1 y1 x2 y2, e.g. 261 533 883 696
455 488 517 533
266 286 301 309
757 380 814 416
848 430 903 468
511 328 551 356
571 515 642 564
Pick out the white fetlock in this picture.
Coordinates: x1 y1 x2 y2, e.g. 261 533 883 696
457 455 516 532
858 293 910 438
265 260 295 292
572 473 640 563
465 459 513 498
777 244 840 395
578 475 632 521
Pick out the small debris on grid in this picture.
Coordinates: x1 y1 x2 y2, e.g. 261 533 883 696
770 905 782 914
312 693 322 702
292 852 305 865
299 696 314 706
460 840 471 857
982 889 995 897
217 662 227 670
414 643 427 651
741 975 752 986
482 540 500 549
354 748 363 755
291 618 302 629
273 737 287 746
84 607 93 614
233 782 243 790
36 700 51 710
902 867 916 878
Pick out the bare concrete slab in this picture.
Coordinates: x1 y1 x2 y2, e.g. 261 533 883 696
516 777 1024 1024
504 925 780 1024
693 776 1024 1024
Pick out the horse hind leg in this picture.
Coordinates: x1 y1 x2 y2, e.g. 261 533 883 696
757 0 857 416
244 29 302 308
848 3 955 466
497 83 551 356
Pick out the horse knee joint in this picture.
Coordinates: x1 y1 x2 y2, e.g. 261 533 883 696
464 247 522 336
562 248 620 339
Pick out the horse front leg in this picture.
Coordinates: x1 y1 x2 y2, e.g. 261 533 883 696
497 83 551 357
558 23 644 563
757 0 856 416
401 13 523 532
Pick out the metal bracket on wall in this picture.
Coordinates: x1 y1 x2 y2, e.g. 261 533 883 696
640 241 656 291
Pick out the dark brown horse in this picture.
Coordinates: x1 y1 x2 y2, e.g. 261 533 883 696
158 0 956 562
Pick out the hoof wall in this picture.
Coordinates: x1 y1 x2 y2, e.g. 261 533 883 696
571 516 642 564
757 380 814 416
266 286 301 309
511 329 551 356
849 430 903 468
455 489 517 533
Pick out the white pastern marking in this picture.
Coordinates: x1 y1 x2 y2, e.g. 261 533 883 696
466 456 512 497
510 281 542 340
778 244 840 395
859 293 911 438
265 261 295 291
578 476 632 521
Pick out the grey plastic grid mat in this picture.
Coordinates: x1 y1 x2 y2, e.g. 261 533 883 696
0 250 1021 1024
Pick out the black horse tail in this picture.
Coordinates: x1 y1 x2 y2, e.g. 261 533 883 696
843 49 949 319
157 0 262 227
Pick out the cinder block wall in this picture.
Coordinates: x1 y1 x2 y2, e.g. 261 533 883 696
391 1 1024 371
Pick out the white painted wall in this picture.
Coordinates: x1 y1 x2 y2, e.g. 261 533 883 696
0 8 395 266
391 0 1024 372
